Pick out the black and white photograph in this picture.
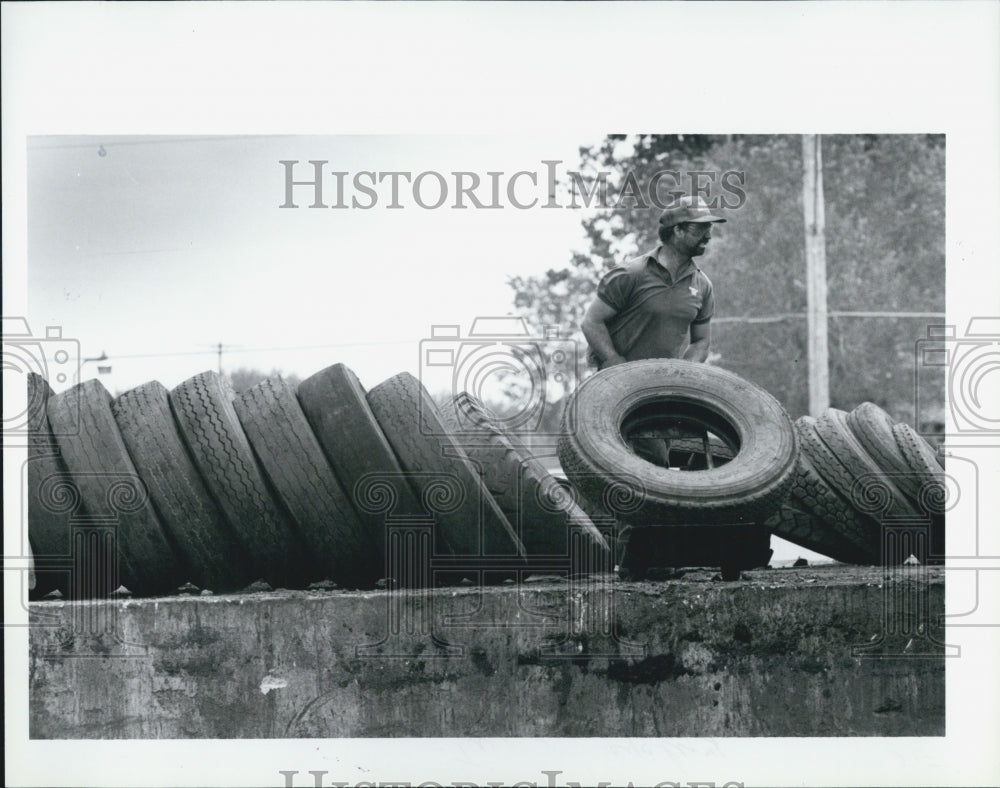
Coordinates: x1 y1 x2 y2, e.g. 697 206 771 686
3 3 999 787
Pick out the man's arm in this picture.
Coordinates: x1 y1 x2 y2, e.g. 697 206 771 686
683 319 711 362
582 298 627 367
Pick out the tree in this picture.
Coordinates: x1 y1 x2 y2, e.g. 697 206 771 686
228 367 302 393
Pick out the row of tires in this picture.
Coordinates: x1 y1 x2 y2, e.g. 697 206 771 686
27 364 610 598
554 361 944 567
766 404 946 565
26 358 945 599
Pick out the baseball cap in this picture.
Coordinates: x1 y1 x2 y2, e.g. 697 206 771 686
658 195 726 228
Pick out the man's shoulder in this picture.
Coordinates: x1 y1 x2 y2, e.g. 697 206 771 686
622 247 659 268
614 248 658 277
692 266 713 290
600 255 649 283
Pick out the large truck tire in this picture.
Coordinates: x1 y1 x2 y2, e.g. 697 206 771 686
367 373 525 558
893 423 946 560
787 421 880 558
441 392 609 558
47 380 178 596
26 373 73 596
170 371 304 587
813 409 919 520
297 363 421 573
234 376 377 588
846 402 926 509
557 360 797 526
763 503 871 565
113 381 250 592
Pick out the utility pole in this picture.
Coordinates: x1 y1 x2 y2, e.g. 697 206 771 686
802 134 830 415
202 342 241 376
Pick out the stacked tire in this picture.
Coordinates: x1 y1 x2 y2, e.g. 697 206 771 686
557 360 799 578
553 361 946 571
27 364 609 599
766 403 946 565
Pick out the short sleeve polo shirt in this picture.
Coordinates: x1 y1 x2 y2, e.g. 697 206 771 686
588 246 714 367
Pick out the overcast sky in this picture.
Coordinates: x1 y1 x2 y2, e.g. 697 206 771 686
27 134 600 394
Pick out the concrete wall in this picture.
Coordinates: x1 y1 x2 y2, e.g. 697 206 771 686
29 565 945 738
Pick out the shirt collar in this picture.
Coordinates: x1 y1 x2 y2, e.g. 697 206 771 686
645 245 698 283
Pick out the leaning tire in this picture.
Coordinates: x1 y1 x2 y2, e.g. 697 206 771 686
113 381 251 592
892 422 944 476
787 419 879 558
26 373 73 596
441 392 609 558
893 423 946 559
558 360 797 525
170 371 304 587
764 503 871 565
846 403 925 509
234 376 377 588
297 363 422 572
47 380 178 596
813 409 919 520
367 374 525 557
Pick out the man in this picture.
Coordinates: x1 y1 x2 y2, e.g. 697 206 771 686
578 196 750 578
582 195 725 370
581 195 726 467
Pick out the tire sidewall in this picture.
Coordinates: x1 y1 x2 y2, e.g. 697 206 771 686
563 360 796 510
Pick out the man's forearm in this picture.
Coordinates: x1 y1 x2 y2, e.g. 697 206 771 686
582 319 625 365
683 338 710 363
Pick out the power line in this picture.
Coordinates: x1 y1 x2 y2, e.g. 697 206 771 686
100 312 947 361
26 135 288 151
108 338 415 361
713 311 945 324
828 311 946 319
200 343 243 375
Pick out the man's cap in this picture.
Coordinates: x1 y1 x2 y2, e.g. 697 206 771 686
658 195 726 228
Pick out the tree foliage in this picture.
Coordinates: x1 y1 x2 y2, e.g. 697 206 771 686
507 134 945 425
227 367 302 394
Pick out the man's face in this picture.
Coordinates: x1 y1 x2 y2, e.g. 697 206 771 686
677 222 715 257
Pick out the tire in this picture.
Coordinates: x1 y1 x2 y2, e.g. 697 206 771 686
297 363 421 570
557 360 797 526
47 380 178 596
170 371 303 587
441 392 609 558
367 374 525 558
113 381 251 592
893 422 945 476
814 409 919 520
764 502 871 565
846 402 925 508
893 422 946 559
26 373 73 596
787 421 880 558
234 376 377 588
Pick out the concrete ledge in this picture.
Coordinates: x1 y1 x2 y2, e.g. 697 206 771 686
29 565 945 738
